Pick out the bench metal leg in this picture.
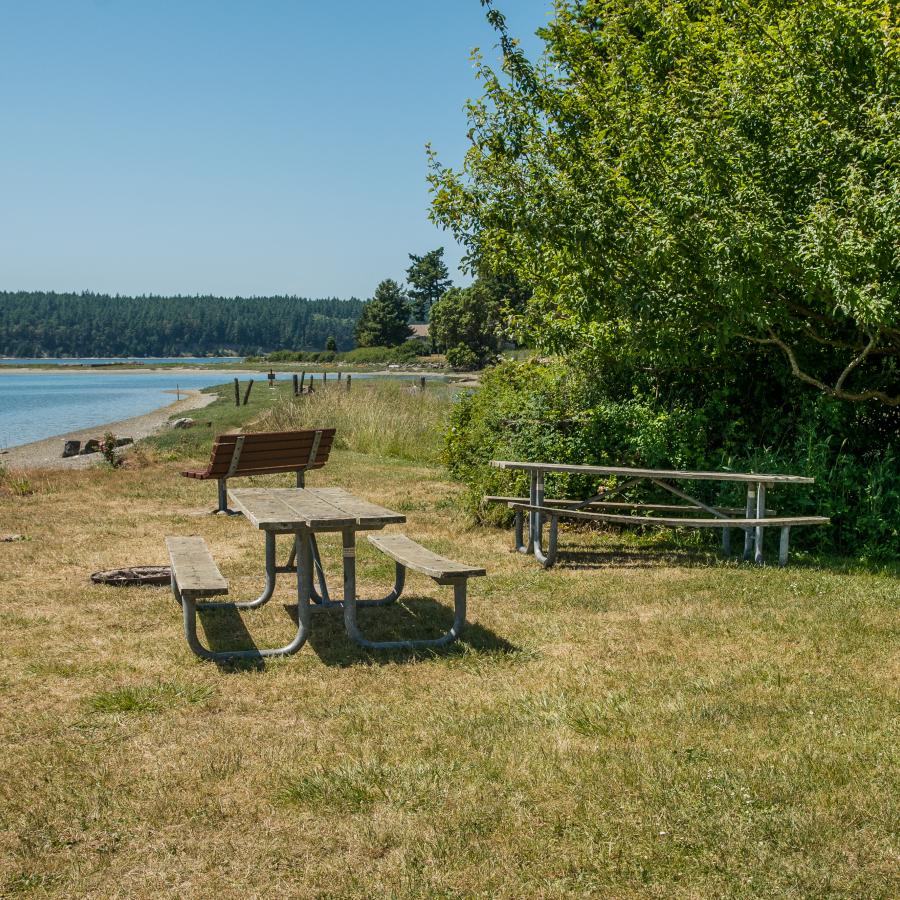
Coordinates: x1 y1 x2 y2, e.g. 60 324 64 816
213 478 241 516
341 530 465 649
743 485 755 560
722 528 731 557
754 482 766 565
779 526 791 567
173 536 312 661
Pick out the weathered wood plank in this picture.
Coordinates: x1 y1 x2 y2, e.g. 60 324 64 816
491 461 815 485
511 504 829 529
228 488 356 529
368 533 486 580
165 536 228 599
483 496 778 515
308 487 406 526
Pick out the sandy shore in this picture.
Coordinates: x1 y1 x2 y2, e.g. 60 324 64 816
0 389 216 471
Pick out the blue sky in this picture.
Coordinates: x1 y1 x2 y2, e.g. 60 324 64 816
0 1 552 299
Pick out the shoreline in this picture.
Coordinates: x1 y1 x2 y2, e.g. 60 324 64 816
0 389 217 471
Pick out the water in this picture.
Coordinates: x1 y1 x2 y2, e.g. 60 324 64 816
0 356 243 366
0 368 447 449
0 372 242 448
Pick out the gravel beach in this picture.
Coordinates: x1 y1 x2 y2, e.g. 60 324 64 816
0 389 216 471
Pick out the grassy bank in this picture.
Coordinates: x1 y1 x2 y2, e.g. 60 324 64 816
0 384 897 898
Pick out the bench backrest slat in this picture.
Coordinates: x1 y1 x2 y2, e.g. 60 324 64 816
203 429 335 479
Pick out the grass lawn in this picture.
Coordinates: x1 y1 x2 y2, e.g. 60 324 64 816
0 383 897 898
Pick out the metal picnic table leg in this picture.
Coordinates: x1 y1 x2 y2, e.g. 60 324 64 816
282 535 331 604
754 482 766 565
743 485 756 561
516 470 537 555
177 533 312 661
197 529 277 611
530 469 559 568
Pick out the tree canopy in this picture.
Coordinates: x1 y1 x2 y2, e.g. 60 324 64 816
430 281 503 369
354 279 413 347
430 0 900 405
0 292 363 357
405 248 453 320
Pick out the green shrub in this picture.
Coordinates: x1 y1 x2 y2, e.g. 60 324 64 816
446 344 480 371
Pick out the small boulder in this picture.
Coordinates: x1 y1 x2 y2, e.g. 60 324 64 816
171 418 195 429
79 439 101 455
62 440 81 458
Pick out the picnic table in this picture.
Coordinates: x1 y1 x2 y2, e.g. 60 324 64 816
489 461 829 568
167 486 485 660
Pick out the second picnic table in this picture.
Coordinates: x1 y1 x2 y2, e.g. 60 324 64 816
489 461 829 567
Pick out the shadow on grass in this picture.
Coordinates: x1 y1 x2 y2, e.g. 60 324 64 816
196 595 518 671
286 597 519 668
549 536 722 570
527 529 900 576
197 606 265 672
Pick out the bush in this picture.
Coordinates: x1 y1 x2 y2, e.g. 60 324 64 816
446 344 480 371
446 359 900 561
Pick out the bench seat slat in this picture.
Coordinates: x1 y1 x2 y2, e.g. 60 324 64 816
484 496 777 516
165 536 229 599
368 533 486 580
511 504 829 528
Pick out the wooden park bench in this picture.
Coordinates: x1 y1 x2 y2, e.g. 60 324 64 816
182 428 336 513
362 533 486 649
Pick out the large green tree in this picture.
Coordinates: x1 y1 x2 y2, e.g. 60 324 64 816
429 281 503 368
353 279 413 347
406 248 453 320
430 0 900 405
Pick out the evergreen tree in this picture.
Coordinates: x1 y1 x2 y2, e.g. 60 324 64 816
353 280 412 348
326 335 337 352
405 248 452 320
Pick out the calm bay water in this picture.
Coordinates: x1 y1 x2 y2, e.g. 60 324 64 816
0 371 242 448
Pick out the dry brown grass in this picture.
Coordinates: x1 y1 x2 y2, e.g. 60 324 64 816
0 419 897 897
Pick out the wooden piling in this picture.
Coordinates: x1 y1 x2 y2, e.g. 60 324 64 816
242 380 254 405
420 376 426 391
234 378 240 407
346 373 351 392
292 373 299 396
300 371 306 392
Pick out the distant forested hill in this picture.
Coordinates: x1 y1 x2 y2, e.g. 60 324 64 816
0 292 365 357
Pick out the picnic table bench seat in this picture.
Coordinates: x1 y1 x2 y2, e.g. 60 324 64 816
165 536 228 601
511 503 830 566
483 495 778 516
182 429 336 513
364 533 486 649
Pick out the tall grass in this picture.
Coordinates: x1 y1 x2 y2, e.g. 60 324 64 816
251 379 453 464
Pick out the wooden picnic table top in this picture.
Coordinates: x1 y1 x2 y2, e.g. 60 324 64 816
228 486 406 532
490 460 815 485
